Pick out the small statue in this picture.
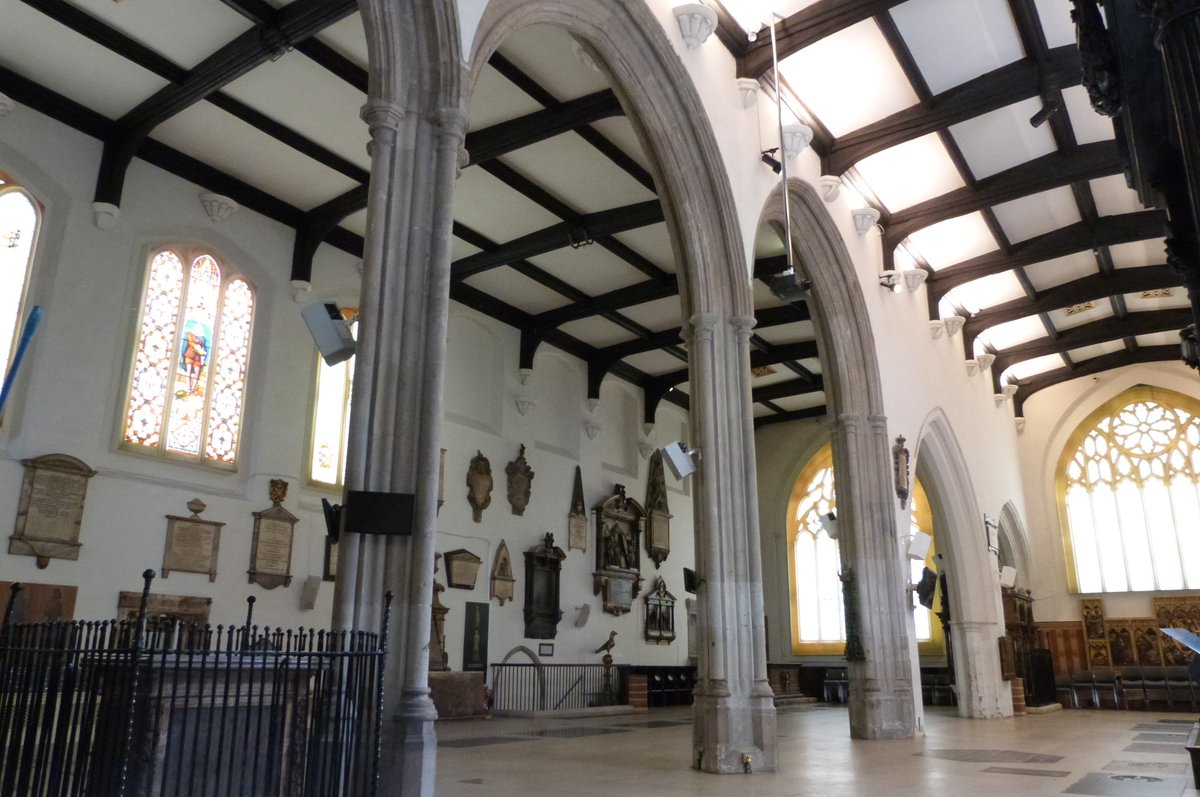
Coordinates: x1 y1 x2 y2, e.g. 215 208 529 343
594 630 617 655
466 451 493 523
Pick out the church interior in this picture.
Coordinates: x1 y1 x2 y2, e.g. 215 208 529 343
4 0 1200 794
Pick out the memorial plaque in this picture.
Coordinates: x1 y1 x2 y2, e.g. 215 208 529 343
323 538 338 582
0 581 77 623
9 453 96 568
567 466 587 552
248 479 298 589
162 498 223 582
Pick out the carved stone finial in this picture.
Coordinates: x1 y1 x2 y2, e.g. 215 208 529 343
186 498 207 517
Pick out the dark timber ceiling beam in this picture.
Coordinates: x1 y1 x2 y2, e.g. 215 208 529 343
754 405 828 427
1013 345 1180 415
737 0 906 78
927 210 1167 309
464 90 623 166
884 141 1123 257
290 185 369 281
752 375 826 403
961 265 1179 352
992 309 1191 386
94 0 357 206
824 46 1082 175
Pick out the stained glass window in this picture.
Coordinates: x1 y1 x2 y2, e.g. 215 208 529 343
0 174 41 420
1061 388 1200 593
309 313 356 487
787 444 937 652
121 247 255 467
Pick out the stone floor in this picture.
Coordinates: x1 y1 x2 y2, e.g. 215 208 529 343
433 705 1198 796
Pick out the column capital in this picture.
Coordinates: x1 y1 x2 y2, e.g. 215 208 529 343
689 312 720 341
730 314 757 339
836 412 864 431
361 99 406 135
1138 0 1200 28
434 106 468 142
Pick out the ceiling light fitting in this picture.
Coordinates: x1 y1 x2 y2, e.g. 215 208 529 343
568 229 594 249
673 3 718 49
760 148 782 174
765 269 812 302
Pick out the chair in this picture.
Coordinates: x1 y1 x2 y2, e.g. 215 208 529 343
1166 666 1196 711
1143 667 1170 710
1092 668 1121 709
1070 670 1096 708
1055 674 1077 708
823 668 848 704
1118 667 1147 710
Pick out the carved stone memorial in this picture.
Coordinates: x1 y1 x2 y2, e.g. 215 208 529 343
430 553 450 671
644 451 672 569
248 479 298 589
445 548 483 589
523 533 566 639
490 539 515 606
505 444 534 516
592 484 644 616
9 453 96 568
567 466 588 552
162 498 224 582
466 451 493 523
644 576 677 644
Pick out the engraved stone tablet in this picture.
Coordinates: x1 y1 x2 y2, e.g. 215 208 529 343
249 479 298 589
163 498 223 582
567 465 587 552
9 453 96 568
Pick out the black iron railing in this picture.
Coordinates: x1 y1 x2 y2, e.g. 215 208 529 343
489 662 628 713
0 571 392 797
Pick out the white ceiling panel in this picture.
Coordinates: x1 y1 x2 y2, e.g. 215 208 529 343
752 281 791 310
1090 174 1143 217
944 270 1026 314
1024 251 1100 291
1136 332 1179 348
992 186 1082 243
1047 300 1113 331
799 358 823 374
150 104 359 210
450 236 482 262
772 392 827 412
528 245 649 296
756 320 816 344
314 14 369 70
0 3 171 119
462 267 572 315
854 134 965 212
469 64 547 130
589 118 653 173
497 24 610 104
721 0 822 33
890 0 1025 94
1124 289 1189 313
558 316 641 348
1070 341 1125 362
223 52 370 169
978 315 1047 351
1110 238 1166 269
777 20 918 138
1035 0 1077 47
452 168 561 241
949 98 1058 179
622 349 686 376
753 404 774 418
59 0 250 69
1063 85 1116 144
750 368 797 388
1004 353 1066 381
618 297 686 332
341 209 368 237
610 224 678 273
500 132 657 214
906 212 999 269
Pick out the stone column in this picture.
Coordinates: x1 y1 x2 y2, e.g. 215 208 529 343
950 620 1011 718
831 414 916 739
330 97 464 797
688 312 777 774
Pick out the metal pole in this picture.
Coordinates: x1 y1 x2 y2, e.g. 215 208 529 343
769 14 796 275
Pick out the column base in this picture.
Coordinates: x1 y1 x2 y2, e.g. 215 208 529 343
848 688 917 740
379 690 439 797
691 689 777 773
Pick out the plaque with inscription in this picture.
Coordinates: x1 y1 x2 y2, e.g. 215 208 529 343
163 498 224 582
249 479 298 589
9 453 96 568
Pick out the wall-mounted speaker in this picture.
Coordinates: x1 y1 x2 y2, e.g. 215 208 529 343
999 565 1017 588
662 441 698 480
301 301 356 365
683 567 702 594
907 530 933 561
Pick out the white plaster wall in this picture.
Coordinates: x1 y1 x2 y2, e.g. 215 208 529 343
0 106 697 674
1016 360 1198 623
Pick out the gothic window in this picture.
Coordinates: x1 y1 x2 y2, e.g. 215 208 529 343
308 312 356 487
121 247 255 467
0 173 41 419
1060 387 1200 593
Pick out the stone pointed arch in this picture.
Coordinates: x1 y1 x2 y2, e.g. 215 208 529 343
996 501 1031 589
467 1 770 774
913 407 1010 719
757 179 915 740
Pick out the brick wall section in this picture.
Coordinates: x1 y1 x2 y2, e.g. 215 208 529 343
627 674 648 709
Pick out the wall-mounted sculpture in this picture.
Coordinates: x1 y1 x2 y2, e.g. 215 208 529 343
592 484 644 616
568 466 587 552
505 444 534 516
466 451 493 523
644 577 677 644
644 451 671 568
431 553 450 671
491 539 515 606
523 533 566 638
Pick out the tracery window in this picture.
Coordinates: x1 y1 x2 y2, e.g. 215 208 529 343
787 444 940 653
0 173 41 420
308 313 356 488
1060 387 1200 593
121 247 255 467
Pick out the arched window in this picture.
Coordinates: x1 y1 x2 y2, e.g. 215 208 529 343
308 312 357 487
1059 387 1200 593
787 444 942 654
0 172 41 421
121 247 255 467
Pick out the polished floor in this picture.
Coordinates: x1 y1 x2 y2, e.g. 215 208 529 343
433 704 1198 796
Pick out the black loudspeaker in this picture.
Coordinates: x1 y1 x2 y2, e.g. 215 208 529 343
321 498 342 542
343 490 415 537
683 567 701 594
915 567 938 609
